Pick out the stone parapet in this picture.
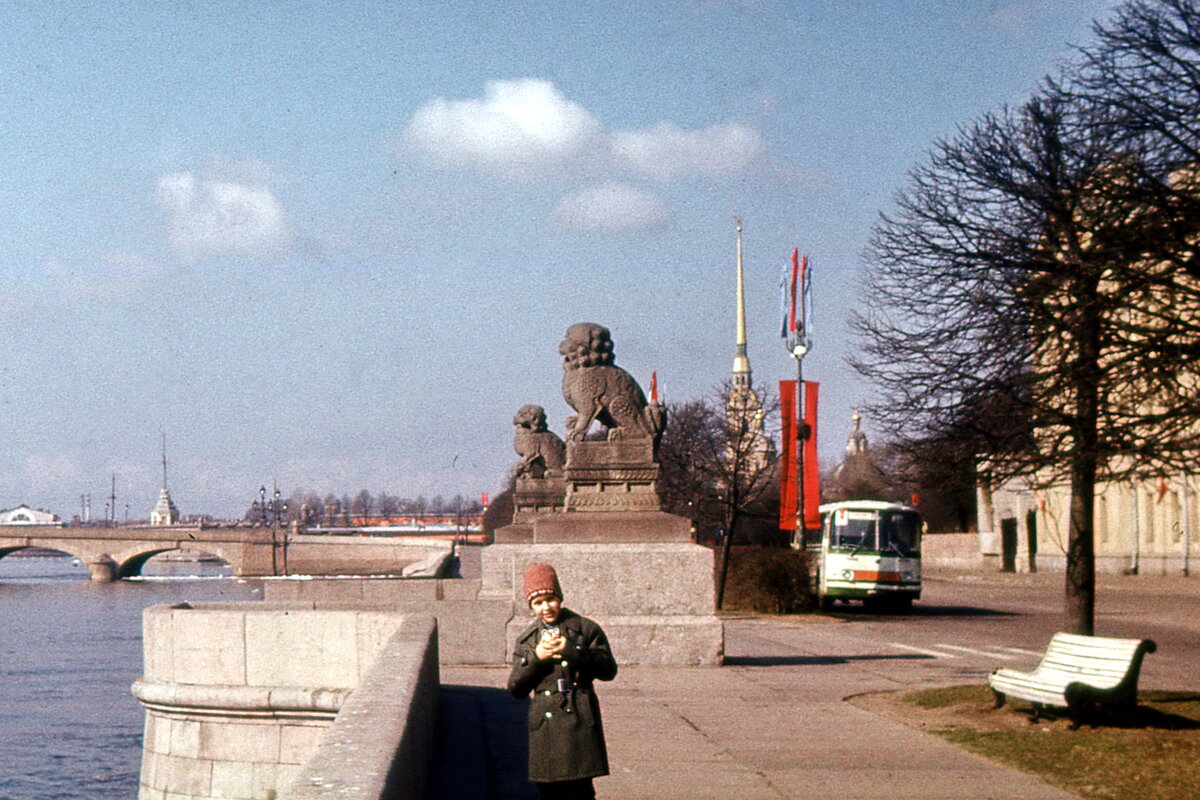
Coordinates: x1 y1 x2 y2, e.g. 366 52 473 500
284 615 440 800
262 582 513 666
482 542 723 665
482 542 713 615
134 603 420 800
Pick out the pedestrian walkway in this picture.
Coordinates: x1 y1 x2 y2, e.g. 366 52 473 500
431 615 1080 800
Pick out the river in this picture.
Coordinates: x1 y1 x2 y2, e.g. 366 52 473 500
0 555 260 800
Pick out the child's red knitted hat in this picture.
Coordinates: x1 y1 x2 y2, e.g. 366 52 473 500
523 562 562 604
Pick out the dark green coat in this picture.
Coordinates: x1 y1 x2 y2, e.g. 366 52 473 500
507 608 618 783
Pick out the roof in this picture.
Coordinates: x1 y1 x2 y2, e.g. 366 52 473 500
818 500 917 514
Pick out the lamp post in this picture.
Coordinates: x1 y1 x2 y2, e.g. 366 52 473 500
255 482 288 575
792 338 810 548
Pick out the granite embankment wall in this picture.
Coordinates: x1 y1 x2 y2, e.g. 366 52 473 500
265 541 726 666
921 532 987 570
283 614 439 800
133 604 439 800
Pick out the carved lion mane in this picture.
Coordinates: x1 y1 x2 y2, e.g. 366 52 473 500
559 322 665 442
512 404 566 478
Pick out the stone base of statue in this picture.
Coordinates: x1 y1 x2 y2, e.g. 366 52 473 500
480 541 723 665
492 439 720 665
563 440 660 512
511 477 566 524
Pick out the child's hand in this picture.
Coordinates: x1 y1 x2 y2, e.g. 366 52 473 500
535 634 566 661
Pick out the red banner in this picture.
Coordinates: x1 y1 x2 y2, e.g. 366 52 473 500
803 381 820 530
778 380 797 530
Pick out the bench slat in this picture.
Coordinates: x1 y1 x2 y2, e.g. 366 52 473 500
987 632 1155 719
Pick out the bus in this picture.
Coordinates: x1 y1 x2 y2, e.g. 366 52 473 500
815 500 922 611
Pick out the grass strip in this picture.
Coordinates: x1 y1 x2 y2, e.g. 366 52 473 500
899 686 1200 800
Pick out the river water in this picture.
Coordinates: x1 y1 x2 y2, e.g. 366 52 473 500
0 555 260 800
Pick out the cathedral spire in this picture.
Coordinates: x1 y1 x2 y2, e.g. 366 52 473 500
732 218 751 390
150 432 180 526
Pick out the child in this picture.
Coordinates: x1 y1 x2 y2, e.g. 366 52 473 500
507 563 618 800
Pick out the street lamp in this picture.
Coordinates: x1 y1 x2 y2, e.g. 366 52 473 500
257 485 287 527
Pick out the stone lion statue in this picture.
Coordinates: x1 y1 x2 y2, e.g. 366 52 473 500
559 322 666 442
512 404 566 478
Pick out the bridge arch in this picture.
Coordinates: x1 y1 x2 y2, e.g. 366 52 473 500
115 545 234 579
0 544 87 565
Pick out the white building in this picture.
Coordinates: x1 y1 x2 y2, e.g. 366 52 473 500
1 505 62 525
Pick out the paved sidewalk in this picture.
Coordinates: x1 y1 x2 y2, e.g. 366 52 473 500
434 616 1080 800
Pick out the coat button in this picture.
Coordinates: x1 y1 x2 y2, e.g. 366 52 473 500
544 690 552 696
544 711 553 719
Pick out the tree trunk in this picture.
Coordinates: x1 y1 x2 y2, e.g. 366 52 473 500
1064 451 1097 635
714 510 739 610
1064 301 1102 636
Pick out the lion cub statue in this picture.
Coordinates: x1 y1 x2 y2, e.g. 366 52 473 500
512 404 566 478
559 322 666 443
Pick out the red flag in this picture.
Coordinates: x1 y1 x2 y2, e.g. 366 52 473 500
799 254 810 339
778 380 797 530
803 381 820 530
789 248 799 336
650 371 659 403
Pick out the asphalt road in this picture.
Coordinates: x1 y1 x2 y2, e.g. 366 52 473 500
725 568 1200 691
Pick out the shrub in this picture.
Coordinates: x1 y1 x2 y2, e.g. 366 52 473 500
722 547 815 614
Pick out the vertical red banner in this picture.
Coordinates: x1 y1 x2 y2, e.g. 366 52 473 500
803 381 820 530
778 380 797 530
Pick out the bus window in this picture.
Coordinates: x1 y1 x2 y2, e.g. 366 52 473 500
880 512 920 556
830 511 877 551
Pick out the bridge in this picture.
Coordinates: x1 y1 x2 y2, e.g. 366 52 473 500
0 524 452 582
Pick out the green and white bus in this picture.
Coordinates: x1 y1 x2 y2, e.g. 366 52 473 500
816 500 922 611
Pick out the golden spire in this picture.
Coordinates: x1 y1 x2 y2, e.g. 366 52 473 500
733 218 751 389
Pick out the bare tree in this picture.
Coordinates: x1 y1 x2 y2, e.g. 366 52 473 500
657 382 780 609
350 490 374 525
377 492 400 519
854 6 1200 633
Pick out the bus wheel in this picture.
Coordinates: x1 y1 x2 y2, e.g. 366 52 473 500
818 595 835 611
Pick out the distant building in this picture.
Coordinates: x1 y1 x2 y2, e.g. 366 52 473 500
150 488 180 526
149 435 181 525
726 219 774 470
1 505 62 525
824 409 891 502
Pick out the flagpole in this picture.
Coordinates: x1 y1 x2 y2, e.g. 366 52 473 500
795 254 812 546
796 349 805 546
781 248 811 548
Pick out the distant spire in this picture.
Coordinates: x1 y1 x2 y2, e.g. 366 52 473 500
846 407 869 456
732 218 751 390
150 432 180 525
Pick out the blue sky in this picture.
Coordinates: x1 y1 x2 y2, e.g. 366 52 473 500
0 0 1115 519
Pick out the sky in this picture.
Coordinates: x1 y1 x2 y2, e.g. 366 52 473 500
0 0 1118 520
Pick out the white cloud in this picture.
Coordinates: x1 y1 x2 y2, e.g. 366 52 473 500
550 183 670 232
406 78 602 175
157 171 292 260
405 79 765 186
610 122 765 181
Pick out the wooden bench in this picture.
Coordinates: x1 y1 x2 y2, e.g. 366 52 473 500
988 631 1156 727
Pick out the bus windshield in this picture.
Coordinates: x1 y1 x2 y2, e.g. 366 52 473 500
879 511 921 556
828 509 921 555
